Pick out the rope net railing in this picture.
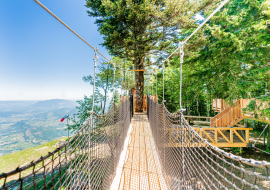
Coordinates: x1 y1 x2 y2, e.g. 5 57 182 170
0 97 132 190
148 96 270 190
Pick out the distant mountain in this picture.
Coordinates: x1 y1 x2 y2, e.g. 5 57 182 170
30 99 78 110
0 101 38 111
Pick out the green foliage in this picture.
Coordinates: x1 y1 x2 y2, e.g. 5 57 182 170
69 61 129 132
184 0 270 100
146 0 270 117
244 93 270 120
231 147 243 154
68 95 98 132
148 63 215 115
86 0 221 66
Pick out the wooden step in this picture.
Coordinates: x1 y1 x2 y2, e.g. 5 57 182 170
193 121 211 125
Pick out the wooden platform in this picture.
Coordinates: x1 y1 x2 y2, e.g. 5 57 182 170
111 113 168 190
167 126 253 147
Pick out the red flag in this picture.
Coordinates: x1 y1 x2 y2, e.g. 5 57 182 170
60 115 68 122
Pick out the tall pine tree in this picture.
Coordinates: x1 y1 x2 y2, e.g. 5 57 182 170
86 0 221 111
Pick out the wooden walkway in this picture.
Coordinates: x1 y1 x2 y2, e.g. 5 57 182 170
111 113 168 190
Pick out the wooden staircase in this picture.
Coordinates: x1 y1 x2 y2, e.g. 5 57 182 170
211 98 252 127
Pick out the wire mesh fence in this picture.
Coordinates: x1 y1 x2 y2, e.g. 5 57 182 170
148 96 270 190
0 97 131 190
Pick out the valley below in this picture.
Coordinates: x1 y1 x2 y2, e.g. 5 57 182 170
0 99 78 156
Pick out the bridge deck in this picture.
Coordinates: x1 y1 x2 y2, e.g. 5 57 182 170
111 113 168 190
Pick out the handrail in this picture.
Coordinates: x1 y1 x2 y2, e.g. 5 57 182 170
210 99 248 127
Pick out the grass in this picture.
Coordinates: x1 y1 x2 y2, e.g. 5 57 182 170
0 136 68 175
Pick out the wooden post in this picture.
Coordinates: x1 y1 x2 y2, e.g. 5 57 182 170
216 99 218 112
232 108 234 122
221 99 223 112
185 129 187 143
246 129 249 143
267 126 270 149
133 98 135 114
143 94 147 112
215 129 218 143
264 128 266 147
132 88 136 114
230 129 233 143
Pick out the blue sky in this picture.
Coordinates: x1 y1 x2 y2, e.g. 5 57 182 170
0 0 111 101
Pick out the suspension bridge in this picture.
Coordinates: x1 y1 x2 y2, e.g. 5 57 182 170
1 0 270 189
1 96 270 189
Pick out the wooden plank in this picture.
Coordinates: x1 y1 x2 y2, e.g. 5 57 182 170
165 143 247 148
166 127 252 147
215 130 218 144
246 129 250 143
236 124 245 127
230 130 233 143
193 121 211 125
184 116 212 119
169 127 253 130
132 69 146 71
211 143 247 147
117 114 167 190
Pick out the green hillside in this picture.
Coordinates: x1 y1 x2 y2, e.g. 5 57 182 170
0 137 68 175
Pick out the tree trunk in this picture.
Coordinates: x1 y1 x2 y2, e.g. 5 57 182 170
267 71 270 92
266 71 270 148
264 126 270 149
134 57 144 112
197 99 200 116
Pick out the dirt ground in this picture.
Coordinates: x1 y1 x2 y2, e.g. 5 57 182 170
222 131 270 162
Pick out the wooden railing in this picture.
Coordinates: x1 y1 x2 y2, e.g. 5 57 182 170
167 126 253 147
212 99 230 112
210 99 252 127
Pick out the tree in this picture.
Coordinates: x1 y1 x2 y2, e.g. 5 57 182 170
69 62 120 131
68 94 101 132
83 63 118 114
85 0 221 111
148 0 269 117
184 0 270 101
